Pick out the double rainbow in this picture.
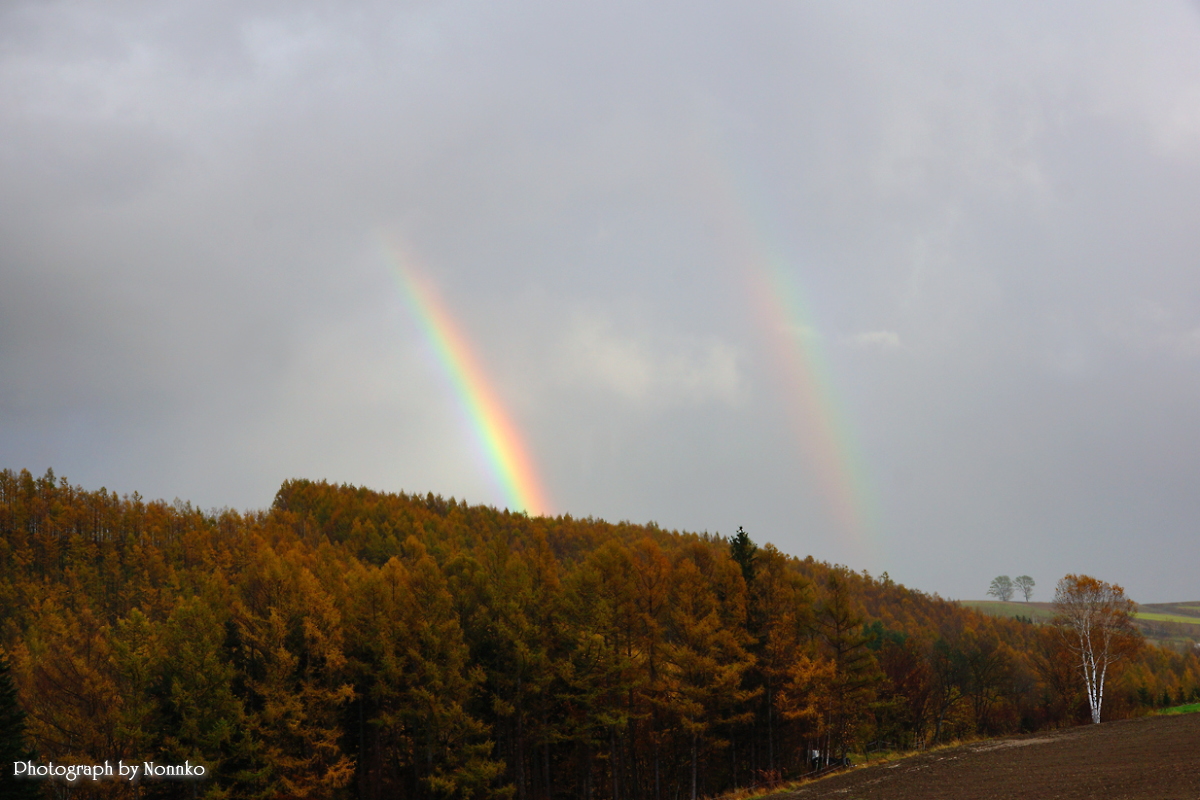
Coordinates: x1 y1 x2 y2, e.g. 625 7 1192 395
382 238 551 517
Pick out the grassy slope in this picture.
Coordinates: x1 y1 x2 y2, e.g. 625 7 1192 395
1135 610 1200 624
961 600 1200 624
960 599 1200 650
959 600 1055 621
1138 601 1200 622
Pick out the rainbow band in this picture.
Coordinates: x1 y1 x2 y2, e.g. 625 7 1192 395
699 153 877 555
382 238 551 517
748 260 876 551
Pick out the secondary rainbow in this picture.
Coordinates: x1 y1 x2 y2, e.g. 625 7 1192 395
381 237 552 517
700 155 877 554
746 248 877 553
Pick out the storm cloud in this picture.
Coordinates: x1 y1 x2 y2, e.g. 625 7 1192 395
3 1 1199 601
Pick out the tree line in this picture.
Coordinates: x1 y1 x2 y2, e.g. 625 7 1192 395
1 468 1198 800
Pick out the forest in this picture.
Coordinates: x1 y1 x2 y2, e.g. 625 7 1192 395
1 467 1198 800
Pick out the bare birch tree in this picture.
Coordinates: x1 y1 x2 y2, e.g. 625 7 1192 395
1051 575 1141 724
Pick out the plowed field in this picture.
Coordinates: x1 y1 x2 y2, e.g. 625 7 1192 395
772 713 1200 800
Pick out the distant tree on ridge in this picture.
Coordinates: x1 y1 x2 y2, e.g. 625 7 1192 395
1014 575 1035 602
987 576 1014 602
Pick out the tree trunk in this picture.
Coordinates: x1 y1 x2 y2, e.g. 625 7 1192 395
690 733 698 800
767 684 775 773
611 727 620 800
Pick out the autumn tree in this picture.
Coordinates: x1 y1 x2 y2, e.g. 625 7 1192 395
926 635 968 744
1028 615 1082 726
812 570 879 760
347 545 503 800
443 528 558 800
871 635 932 749
154 591 247 794
1013 576 1035 602
958 626 1013 734
1052 575 1142 724
15 600 135 768
232 544 355 798
558 541 642 800
747 544 812 774
663 548 753 800
628 537 671 800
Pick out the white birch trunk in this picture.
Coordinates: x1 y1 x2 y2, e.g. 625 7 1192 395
1054 575 1139 725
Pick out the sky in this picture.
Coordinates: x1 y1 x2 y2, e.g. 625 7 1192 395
3 1 1199 603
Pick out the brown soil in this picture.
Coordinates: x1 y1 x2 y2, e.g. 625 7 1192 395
770 713 1200 800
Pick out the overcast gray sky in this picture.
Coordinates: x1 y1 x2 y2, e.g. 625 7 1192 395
3 1 1199 602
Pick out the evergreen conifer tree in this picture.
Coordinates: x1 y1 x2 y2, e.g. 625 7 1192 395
0 654 41 800
729 527 758 586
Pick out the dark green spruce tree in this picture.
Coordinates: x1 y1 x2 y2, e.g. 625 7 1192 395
0 654 40 800
729 526 758 586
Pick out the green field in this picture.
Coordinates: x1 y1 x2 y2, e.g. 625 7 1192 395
1158 703 1200 716
1133 611 1200 625
959 600 1056 621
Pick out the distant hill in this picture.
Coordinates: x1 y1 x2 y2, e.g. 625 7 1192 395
1132 602 1200 650
960 600 1200 650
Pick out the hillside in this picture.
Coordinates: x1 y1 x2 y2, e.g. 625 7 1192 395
1136 603 1200 650
774 711 1200 800
1 468 1198 800
958 600 1057 622
961 600 1200 650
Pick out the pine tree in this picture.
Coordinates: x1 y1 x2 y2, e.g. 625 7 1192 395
0 653 40 800
728 527 757 587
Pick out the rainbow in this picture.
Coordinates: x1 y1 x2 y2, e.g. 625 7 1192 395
746 250 877 553
380 237 552 517
702 158 877 554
